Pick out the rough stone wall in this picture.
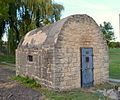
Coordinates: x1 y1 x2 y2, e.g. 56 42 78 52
16 48 54 88
54 15 109 90
16 15 109 91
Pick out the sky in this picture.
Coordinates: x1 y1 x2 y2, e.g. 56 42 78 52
54 0 120 41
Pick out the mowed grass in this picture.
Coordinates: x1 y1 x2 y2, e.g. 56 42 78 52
0 55 15 64
42 89 99 100
109 48 120 79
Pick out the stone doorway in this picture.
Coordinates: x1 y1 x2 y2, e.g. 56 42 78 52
81 48 94 88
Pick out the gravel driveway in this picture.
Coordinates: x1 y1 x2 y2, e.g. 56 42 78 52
0 66 44 100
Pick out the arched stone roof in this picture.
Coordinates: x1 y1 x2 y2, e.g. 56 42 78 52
18 14 98 49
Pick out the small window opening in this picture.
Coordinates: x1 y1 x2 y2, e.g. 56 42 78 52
28 55 33 62
86 51 89 54
86 57 89 62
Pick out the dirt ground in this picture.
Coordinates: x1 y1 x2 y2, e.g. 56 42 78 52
0 66 44 100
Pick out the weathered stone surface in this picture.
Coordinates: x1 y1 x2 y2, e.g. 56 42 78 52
16 14 109 91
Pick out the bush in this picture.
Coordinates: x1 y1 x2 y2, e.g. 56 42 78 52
109 42 120 48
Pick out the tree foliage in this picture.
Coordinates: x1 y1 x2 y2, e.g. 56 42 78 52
22 0 64 27
100 21 115 46
0 0 64 55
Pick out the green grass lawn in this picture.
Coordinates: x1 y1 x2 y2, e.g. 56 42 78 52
0 54 15 64
42 89 99 100
109 48 120 79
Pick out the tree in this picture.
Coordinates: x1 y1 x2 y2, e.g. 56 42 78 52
100 21 115 45
0 0 9 40
0 0 14 52
22 0 64 27
0 0 64 55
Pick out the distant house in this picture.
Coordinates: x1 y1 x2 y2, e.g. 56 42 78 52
16 14 109 90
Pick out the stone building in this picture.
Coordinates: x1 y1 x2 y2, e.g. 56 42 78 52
16 14 109 90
